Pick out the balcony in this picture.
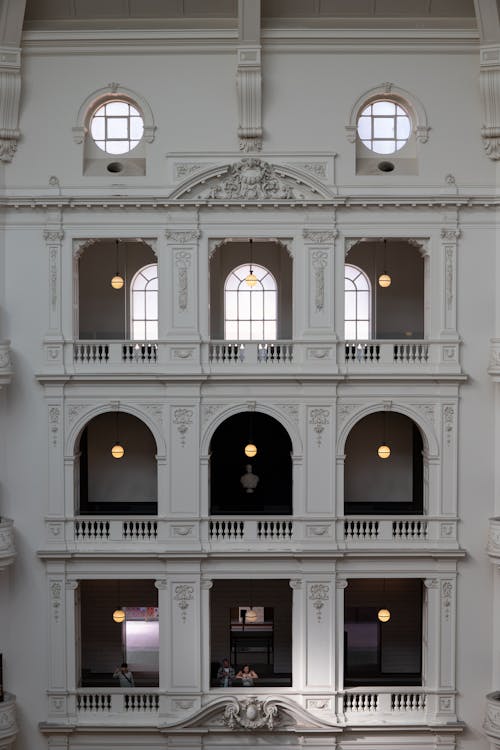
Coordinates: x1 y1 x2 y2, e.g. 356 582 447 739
43 515 459 555
0 519 16 569
0 693 18 750
45 338 463 382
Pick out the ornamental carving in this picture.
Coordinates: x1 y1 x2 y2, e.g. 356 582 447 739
415 403 435 425
50 580 63 622
49 247 58 310
67 404 86 425
443 406 454 446
174 584 194 622
309 408 330 446
175 162 213 180
224 698 278 730
288 162 327 179
279 404 299 424
0 344 11 371
166 230 201 244
49 406 60 447
441 580 453 622
202 403 224 425
239 136 262 152
0 139 17 162
173 408 193 447
303 230 336 243
175 251 191 311
445 246 454 311
195 159 323 201
141 403 163 426
309 583 329 622
312 250 328 312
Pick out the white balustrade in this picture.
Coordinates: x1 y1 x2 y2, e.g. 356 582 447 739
342 689 428 724
208 340 294 365
338 517 457 547
72 690 160 724
0 518 16 569
341 339 461 374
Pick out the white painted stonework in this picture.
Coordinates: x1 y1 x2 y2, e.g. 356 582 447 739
0 2 499 750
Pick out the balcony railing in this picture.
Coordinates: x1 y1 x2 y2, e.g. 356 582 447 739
339 688 454 724
0 693 18 749
52 338 462 379
0 518 15 569
45 515 458 553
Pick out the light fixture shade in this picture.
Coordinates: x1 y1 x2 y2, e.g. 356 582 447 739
244 443 257 458
377 444 391 459
111 442 125 459
378 273 391 288
378 608 391 623
245 608 258 623
245 271 257 288
111 274 124 290
113 608 126 623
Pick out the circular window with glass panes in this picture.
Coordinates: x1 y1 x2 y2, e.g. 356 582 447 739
90 100 144 155
357 100 411 155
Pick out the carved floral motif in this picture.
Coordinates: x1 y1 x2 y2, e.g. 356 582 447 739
441 581 453 622
166 230 201 244
49 407 60 447
173 408 193 447
309 408 330 446
224 698 279 730
443 406 454 447
175 251 191 311
309 583 329 623
50 580 62 622
312 250 328 312
174 584 194 622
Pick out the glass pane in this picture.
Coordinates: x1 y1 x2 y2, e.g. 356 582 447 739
263 321 277 340
90 118 105 140
225 321 237 339
260 272 276 290
134 274 147 291
133 321 144 339
107 117 128 138
104 140 129 154
264 291 276 319
147 277 158 291
130 117 144 140
371 140 396 154
225 291 238 319
250 320 264 340
373 117 395 138
357 321 370 339
345 321 356 339
250 291 264 319
146 321 158 340
239 321 251 339
357 117 371 139
133 291 145 318
225 273 239 291
345 293 356 319
238 291 251 318
357 292 369 318
355 273 368 291
106 101 129 116
371 101 395 116
145 291 157 318
397 116 411 139
345 265 357 281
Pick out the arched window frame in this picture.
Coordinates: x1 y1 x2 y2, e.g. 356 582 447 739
224 263 278 340
130 264 158 341
345 263 371 340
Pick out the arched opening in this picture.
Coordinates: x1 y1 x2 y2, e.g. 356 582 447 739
345 240 425 340
345 264 371 340
210 240 292 340
77 412 158 516
77 240 157 340
224 263 277 340
344 411 423 515
209 411 293 515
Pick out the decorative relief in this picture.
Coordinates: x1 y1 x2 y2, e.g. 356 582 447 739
440 523 455 538
415 403 435 425
48 246 58 310
67 404 86 426
141 403 163 426
175 162 213 180
0 139 17 162
224 697 278 730
303 230 336 243
289 579 303 590
154 579 168 590
445 246 454 311
336 579 348 589
171 525 194 537
44 230 64 243
312 250 328 312
174 584 194 623
173 698 195 711
202 403 224 425
344 238 360 256
171 348 194 360
309 583 329 623
175 251 191 312
443 406 454 447
306 698 331 710
441 580 453 622
239 137 262 153
0 698 16 731
201 579 213 590
287 162 327 179
279 404 299 423
309 408 330 447
306 525 330 537
424 578 439 589
439 696 454 712
50 580 63 623
485 697 500 730
49 696 67 714
307 347 331 360
197 158 323 201
166 230 201 244
487 521 500 555
0 344 12 371
173 408 193 447
49 407 60 447
72 238 98 259
440 228 461 243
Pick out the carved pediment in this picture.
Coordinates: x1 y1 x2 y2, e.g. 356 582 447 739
170 158 333 203
163 696 338 733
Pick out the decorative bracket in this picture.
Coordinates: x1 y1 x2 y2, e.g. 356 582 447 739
479 46 500 159
0 47 21 162
236 47 262 152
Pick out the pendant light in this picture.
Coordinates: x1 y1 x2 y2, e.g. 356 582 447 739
378 239 391 288
245 238 257 288
111 409 125 459
113 580 126 623
111 239 125 290
377 409 391 459
377 580 391 622
244 408 257 458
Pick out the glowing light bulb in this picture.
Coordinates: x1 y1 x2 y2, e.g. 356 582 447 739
378 273 391 288
377 444 391 459
244 443 257 458
111 274 124 290
378 608 391 623
111 443 125 459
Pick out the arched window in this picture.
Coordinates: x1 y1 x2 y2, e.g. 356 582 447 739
90 99 144 155
131 264 158 340
345 264 371 340
224 264 277 340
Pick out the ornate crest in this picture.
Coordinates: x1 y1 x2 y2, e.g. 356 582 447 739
224 698 278 730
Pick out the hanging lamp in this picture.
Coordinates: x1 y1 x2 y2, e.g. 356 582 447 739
377 580 391 622
378 239 391 288
111 239 125 290
244 408 257 458
113 581 126 623
111 409 125 459
245 238 258 288
377 409 391 459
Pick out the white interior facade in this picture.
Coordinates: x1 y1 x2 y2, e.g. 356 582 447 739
0 2 500 750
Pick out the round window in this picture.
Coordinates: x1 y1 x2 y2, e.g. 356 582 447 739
357 100 411 155
90 100 144 155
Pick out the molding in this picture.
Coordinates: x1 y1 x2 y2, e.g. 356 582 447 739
73 83 156 145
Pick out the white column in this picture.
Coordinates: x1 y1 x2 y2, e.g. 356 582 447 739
335 579 348 720
168 575 201 693
165 225 201 340
169 403 199 516
306 405 334 515
290 579 305 690
304 579 335 691
42 216 65 372
439 226 460 339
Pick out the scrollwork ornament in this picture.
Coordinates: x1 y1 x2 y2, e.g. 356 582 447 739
174 584 194 622
309 408 330 446
50 580 62 622
303 230 337 243
49 406 60 447
0 138 17 162
175 251 191 311
223 698 279 730
443 405 454 446
309 583 329 623
202 403 224 425
173 408 193 447
312 250 328 312
337 403 357 429
441 580 453 621
166 230 201 244
201 158 320 201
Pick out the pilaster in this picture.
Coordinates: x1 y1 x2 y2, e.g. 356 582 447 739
165 226 201 340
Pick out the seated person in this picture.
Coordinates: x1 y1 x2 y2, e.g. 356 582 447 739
217 658 235 687
235 664 259 686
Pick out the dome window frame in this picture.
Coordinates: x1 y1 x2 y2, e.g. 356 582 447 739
73 84 156 177
346 83 430 176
